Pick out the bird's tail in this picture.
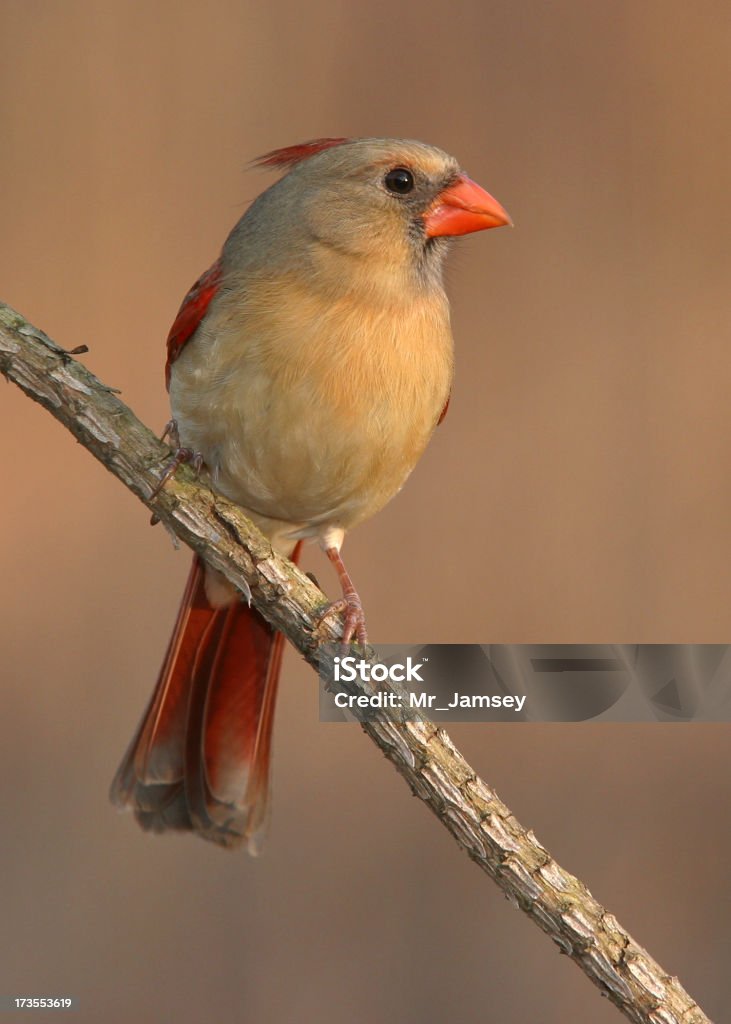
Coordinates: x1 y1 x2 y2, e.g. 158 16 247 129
110 549 299 852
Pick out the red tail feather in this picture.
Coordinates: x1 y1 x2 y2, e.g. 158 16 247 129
110 549 300 851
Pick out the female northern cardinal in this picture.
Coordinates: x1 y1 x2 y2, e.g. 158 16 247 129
111 137 510 851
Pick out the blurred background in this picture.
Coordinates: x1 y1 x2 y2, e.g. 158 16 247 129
1 1 730 1021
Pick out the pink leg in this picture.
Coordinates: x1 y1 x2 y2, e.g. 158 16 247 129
317 547 368 645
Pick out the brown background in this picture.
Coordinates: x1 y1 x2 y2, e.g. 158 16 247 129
1 2 730 1021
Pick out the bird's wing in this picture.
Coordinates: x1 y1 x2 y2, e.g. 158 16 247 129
165 258 223 389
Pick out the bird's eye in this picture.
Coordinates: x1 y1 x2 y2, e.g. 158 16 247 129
384 167 415 195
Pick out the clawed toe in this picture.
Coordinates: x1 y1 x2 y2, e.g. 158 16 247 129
316 595 368 646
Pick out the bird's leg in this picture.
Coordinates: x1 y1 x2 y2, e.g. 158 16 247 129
150 418 205 500
160 418 180 447
316 547 368 646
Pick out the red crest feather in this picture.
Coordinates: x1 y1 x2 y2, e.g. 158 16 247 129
254 138 349 170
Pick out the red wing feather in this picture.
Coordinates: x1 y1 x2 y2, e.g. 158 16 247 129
164 258 223 389
437 393 450 426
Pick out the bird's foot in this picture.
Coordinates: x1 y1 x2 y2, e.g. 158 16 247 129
316 593 368 646
150 419 205 500
315 547 368 645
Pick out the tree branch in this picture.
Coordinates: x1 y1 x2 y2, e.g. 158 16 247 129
0 299 713 1024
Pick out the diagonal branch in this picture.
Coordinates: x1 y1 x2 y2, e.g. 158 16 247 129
0 299 713 1024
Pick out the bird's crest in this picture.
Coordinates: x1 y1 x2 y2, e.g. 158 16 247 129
254 138 349 170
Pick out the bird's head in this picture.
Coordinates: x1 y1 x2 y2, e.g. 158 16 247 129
227 138 511 298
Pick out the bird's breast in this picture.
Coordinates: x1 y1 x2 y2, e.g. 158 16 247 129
169 275 453 540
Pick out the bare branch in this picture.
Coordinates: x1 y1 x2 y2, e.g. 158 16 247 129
0 299 714 1024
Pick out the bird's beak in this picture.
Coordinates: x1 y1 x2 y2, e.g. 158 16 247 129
423 174 512 237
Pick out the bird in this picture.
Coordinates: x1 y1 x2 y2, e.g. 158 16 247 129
110 137 511 852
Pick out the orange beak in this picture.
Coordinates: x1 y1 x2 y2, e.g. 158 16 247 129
423 174 512 237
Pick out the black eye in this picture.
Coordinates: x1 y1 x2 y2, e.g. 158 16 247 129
384 167 415 195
